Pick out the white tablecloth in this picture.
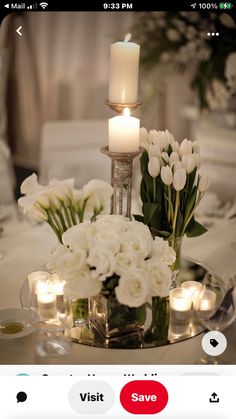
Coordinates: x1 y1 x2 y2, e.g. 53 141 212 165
0 210 235 365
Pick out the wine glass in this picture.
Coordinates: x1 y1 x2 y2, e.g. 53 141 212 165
194 273 236 364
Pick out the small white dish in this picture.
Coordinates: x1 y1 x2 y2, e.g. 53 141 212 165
0 308 37 339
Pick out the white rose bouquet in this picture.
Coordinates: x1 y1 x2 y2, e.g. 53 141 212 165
47 214 174 304
47 214 175 342
137 128 208 275
18 174 113 243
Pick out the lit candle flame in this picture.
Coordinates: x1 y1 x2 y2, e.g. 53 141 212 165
123 107 130 117
124 33 131 42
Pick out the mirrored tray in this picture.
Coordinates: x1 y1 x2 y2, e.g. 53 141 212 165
20 259 213 349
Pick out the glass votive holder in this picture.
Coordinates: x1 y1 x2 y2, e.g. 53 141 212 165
50 273 65 305
28 271 50 293
181 281 203 305
170 288 192 324
193 288 217 320
34 278 57 322
34 323 72 360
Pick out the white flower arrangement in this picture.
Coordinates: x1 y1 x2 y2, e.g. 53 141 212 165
47 215 175 307
18 174 113 242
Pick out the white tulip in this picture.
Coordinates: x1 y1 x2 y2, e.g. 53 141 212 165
194 153 201 169
152 237 176 266
161 166 173 185
198 174 209 193
148 144 161 158
148 157 160 178
161 151 169 163
173 161 183 172
148 129 160 145
182 154 196 174
173 168 187 191
140 127 149 145
179 138 192 157
171 141 179 152
193 141 200 153
169 151 179 167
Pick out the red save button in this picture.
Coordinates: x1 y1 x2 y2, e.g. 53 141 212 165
120 380 168 414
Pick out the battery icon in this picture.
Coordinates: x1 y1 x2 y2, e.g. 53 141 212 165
219 2 233 8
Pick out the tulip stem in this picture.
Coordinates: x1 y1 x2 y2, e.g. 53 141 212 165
167 186 171 223
181 193 202 235
172 191 179 247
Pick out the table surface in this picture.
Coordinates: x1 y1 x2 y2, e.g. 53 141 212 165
0 208 235 365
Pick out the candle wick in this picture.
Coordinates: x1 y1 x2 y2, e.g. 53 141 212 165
124 33 131 43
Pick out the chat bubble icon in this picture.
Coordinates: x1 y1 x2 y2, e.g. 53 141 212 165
16 392 27 403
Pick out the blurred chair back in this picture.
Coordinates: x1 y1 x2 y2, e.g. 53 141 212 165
0 140 15 204
39 120 110 187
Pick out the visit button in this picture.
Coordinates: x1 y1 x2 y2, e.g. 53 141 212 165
120 380 168 414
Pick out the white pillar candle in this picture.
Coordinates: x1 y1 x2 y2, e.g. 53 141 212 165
170 288 192 323
182 281 202 304
109 107 140 152
28 271 50 292
109 34 140 104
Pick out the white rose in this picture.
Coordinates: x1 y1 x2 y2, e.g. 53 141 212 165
62 223 93 252
115 268 148 307
121 221 153 259
152 237 176 266
93 227 122 254
82 179 113 213
64 271 102 299
87 246 115 281
115 251 139 277
95 214 128 233
146 259 172 297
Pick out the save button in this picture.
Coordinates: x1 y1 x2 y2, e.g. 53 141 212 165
120 380 168 414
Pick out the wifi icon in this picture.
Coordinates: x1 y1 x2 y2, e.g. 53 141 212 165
40 2 48 9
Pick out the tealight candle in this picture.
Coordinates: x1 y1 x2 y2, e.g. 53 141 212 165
50 273 65 304
37 292 57 321
108 107 140 152
182 281 202 304
170 288 192 323
27 271 50 292
193 289 217 319
109 33 140 104
36 279 57 321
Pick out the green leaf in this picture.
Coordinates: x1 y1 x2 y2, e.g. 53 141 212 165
133 214 145 223
143 202 159 225
140 151 149 176
186 219 208 237
140 177 148 203
151 228 171 238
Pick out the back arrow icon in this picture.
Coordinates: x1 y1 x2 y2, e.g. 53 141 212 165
16 26 23 36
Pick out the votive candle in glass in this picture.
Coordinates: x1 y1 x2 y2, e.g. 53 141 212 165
193 289 217 319
170 288 192 323
182 281 202 304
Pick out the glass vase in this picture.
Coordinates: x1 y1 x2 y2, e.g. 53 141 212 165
89 293 145 343
144 296 170 345
168 236 183 289
72 298 89 325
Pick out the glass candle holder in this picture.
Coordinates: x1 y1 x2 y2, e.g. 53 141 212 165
170 288 192 323
181 281 203 305
27 271 50 293
35 279 57 322
193 289 217 320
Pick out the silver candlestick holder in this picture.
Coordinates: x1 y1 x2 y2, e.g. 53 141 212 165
103 98 143 218
101 145 144 218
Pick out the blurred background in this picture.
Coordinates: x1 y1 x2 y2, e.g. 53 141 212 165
0 11 235 205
